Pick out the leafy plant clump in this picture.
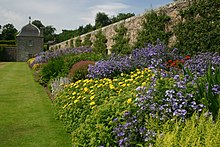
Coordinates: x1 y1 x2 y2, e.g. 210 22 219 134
29 46 92 68
93 29 108 55
173 0 220 54
111 24 131 55
134 10 171 48
37 52 103 86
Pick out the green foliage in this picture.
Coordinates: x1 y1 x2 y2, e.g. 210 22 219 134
32 20 56 43
95 12 111 29
1 23 18 40
155 112 220 147
32 20 44 29
111 13 135 23
44 25 56 43
135 10 171 48
54 68 153 145
70 39 74 48
174 0 220 54
93 30 107 55
82 34 92 47
111 24 131 54
0 40 16 45
75 37 82 47
38 52 103 86
195 65 220 119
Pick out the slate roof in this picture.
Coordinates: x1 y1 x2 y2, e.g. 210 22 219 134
17 23 41 37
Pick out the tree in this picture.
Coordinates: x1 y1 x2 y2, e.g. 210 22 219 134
32 20 56 43
44 25 56 43
83 24 94 33
111 13 135 23
32 20 45 29
1 23 17 40
95 12 111 29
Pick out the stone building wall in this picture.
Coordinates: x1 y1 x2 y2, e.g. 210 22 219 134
16 36 43 61
49 0 189 52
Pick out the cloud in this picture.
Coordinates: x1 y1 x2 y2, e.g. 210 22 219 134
0 8 24 29
81 2 131 25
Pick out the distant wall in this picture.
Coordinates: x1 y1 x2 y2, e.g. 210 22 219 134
0 47 17 61
49 0 189 53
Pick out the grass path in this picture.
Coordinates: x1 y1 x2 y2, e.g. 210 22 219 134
0 62 71 147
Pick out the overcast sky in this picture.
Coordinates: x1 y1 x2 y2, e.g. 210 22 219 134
0 0 173 34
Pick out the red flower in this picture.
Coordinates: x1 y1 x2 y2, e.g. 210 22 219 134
185 55 190 60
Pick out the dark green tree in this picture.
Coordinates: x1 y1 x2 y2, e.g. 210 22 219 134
83 24 94 33
32 20 44 29
93 30 107 55
111 13 135 23
44 25 56 43
95 12 111 29
32 20 56 43
134 11 171 48
111 24 131 54
1 24 17 40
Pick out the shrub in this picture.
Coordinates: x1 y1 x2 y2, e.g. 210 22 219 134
37 52 103 86
155 112 220 147
29 46 92 68
68 60 96 82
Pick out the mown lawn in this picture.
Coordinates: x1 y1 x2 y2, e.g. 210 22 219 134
0 62 71 147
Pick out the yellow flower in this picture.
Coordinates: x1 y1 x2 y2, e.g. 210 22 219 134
90 95 95 100
127 98 132 104
72 92 76 96
122 83 126 87
119 82 124 85
133 74 138 77
142 82 147 86
84 87 89 92
90 101 95 106
109 84 115 90
74 99 79 103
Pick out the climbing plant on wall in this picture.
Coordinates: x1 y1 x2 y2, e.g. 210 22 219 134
111 24 131 55
173 0 220 54
82 34 92 47
134 10 171 48
75 37 82 47
93 29 107 55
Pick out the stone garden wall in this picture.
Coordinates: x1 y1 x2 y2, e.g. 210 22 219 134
49 0 189 53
